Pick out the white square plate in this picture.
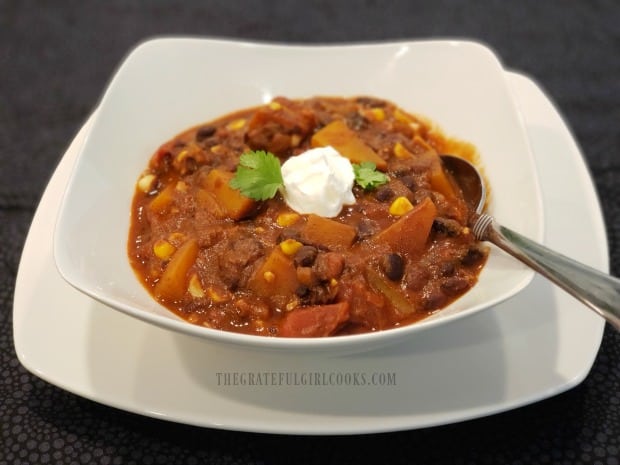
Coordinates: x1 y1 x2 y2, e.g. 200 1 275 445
15 72 605 433
53 38 543 351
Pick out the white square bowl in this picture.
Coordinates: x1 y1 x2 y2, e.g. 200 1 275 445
53 38 543 352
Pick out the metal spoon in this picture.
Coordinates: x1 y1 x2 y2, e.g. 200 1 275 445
441 154 620 330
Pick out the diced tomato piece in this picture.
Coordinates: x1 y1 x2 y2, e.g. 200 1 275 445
279 302 350 337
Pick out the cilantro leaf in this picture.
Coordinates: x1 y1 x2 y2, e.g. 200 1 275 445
229 150 284 200
353 162 389 190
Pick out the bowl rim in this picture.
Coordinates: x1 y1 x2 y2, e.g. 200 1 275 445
53 36 543 352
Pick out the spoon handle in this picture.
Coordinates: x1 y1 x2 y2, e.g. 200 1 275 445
476 214 620 330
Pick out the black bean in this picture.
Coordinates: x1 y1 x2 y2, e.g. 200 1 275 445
399 175 416 190
380 253 405 281
439 261 456 277
347 112 368 131
432 217 462 237
422 290 448 310
375 186 394 202
279 228 300 242
294 246 318 267
357 218 379 239
440 277 470 296
461 246 485 266
195 125 216 142
295 285 310 298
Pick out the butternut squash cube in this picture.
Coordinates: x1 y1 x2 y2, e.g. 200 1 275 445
202 169 257 220
248 247 300 297
148 184 176 214
374 197 437 257
311 120 387 171
195 189 224 217
299 214 357 250
429 157 458 202
417 149 458 202
154 238 199 301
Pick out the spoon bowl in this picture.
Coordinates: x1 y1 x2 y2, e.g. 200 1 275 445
440 154 620 330
441 154 487 215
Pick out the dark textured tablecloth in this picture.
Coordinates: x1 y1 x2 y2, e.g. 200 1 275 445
2 1 619 463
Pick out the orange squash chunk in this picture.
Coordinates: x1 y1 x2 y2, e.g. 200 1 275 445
154 238 199 301
429 156 458 201
311 120 387 171
203 169 256 220
248 247 300 298
416 149 458 202
374 197 437 257
299 214 357 250
148 184 176 214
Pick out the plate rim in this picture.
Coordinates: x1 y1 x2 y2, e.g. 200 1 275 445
13 70 606 435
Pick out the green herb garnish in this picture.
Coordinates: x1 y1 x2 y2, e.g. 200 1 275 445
229 151 389 201
353 161 389 190
229 150 284 200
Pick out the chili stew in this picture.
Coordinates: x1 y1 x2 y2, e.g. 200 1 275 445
128 96 488 337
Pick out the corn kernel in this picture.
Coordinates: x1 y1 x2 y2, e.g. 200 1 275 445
389 196 414 216
276 212 300 227
176 149 189 162
268 101 282 110
137 174 156 193
188 274 205 298
226 118 246 130
290 134 301 147
286 299 299 311
280 238 303 256
369 108 385 121
210 144 224 154
462 227 471 235
393 142 413 159
329 278 338 287
175 181 188 192
153 239 176 260
263 271 275 283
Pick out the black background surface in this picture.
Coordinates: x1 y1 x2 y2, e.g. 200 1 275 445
1 1 619 464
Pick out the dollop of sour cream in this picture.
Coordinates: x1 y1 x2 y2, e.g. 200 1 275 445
280 146 355 217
